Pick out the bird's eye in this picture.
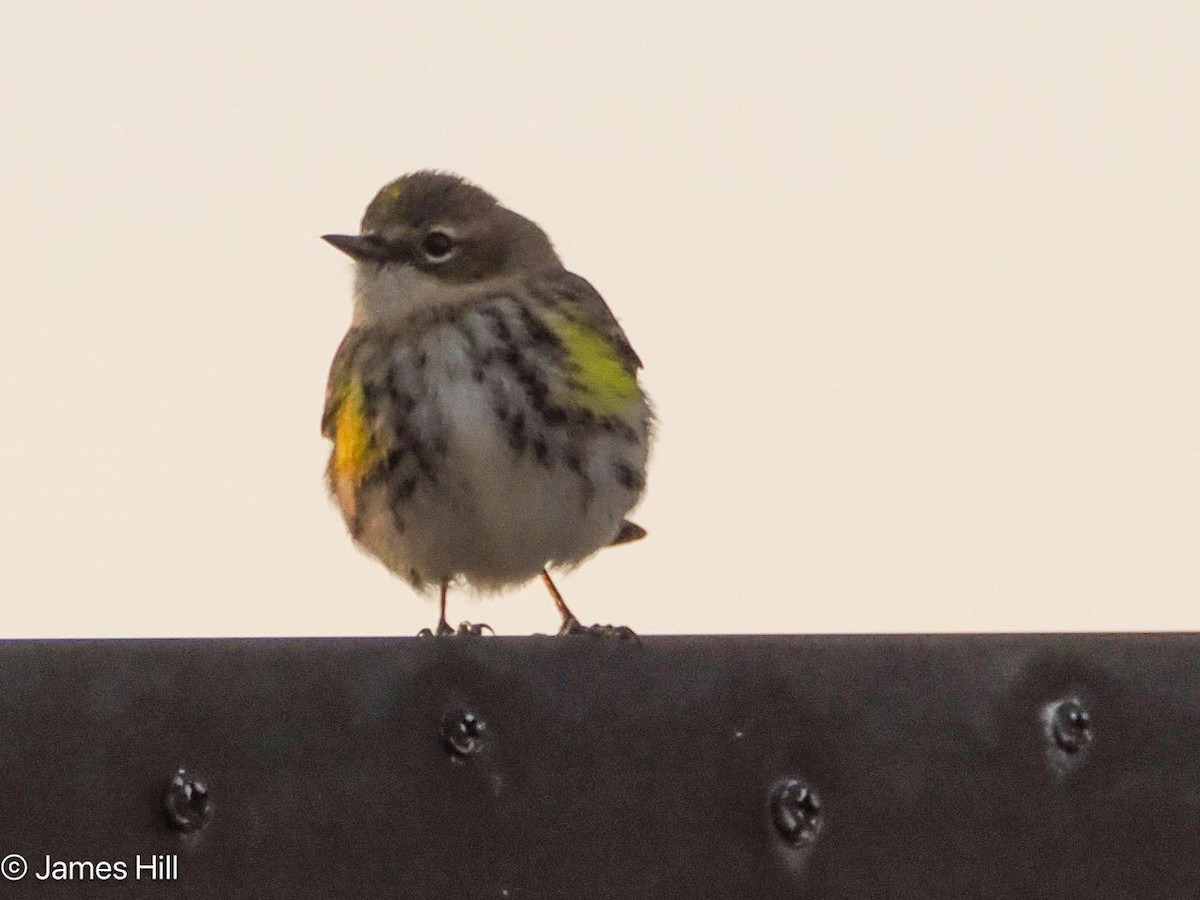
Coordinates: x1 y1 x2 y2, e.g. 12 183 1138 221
421 230 455 261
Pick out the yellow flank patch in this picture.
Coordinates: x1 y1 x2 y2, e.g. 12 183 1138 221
552 317 639 416
333 381 378 484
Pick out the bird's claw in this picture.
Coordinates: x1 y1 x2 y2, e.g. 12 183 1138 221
558 616 638 640
457 621 493 636
418 620 492 638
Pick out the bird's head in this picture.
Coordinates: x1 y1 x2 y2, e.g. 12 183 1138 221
323 171 561 323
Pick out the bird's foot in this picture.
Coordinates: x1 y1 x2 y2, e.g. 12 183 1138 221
557 616 638 640
456 621 493 636
418 620 493 638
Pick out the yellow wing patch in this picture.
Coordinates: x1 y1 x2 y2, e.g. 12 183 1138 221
332 381 379 485
551 317 639 416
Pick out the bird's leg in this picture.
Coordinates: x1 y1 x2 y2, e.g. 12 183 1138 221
542 569 580 632
418 581 456 637
437 581 454 635
417 580 492 637
543 569 637 639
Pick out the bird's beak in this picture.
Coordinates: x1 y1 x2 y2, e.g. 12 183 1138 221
321 233 408 263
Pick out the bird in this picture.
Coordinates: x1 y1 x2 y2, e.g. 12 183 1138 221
321 171 652 636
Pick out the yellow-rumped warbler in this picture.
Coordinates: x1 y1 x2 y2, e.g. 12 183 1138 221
321 171 652 636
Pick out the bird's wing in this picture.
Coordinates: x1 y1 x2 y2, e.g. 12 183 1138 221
555 271 643 371
321 327 365 438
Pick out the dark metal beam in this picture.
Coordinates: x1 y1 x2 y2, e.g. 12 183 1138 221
0 634 1196 898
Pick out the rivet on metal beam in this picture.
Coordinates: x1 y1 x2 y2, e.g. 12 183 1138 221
163 769 212 833
442 707 488 758
1046 696 1094 755
771 778 824 847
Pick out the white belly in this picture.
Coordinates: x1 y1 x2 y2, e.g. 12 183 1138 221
349 325 646 592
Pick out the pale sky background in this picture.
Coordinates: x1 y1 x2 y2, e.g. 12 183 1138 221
1 2 1196 637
